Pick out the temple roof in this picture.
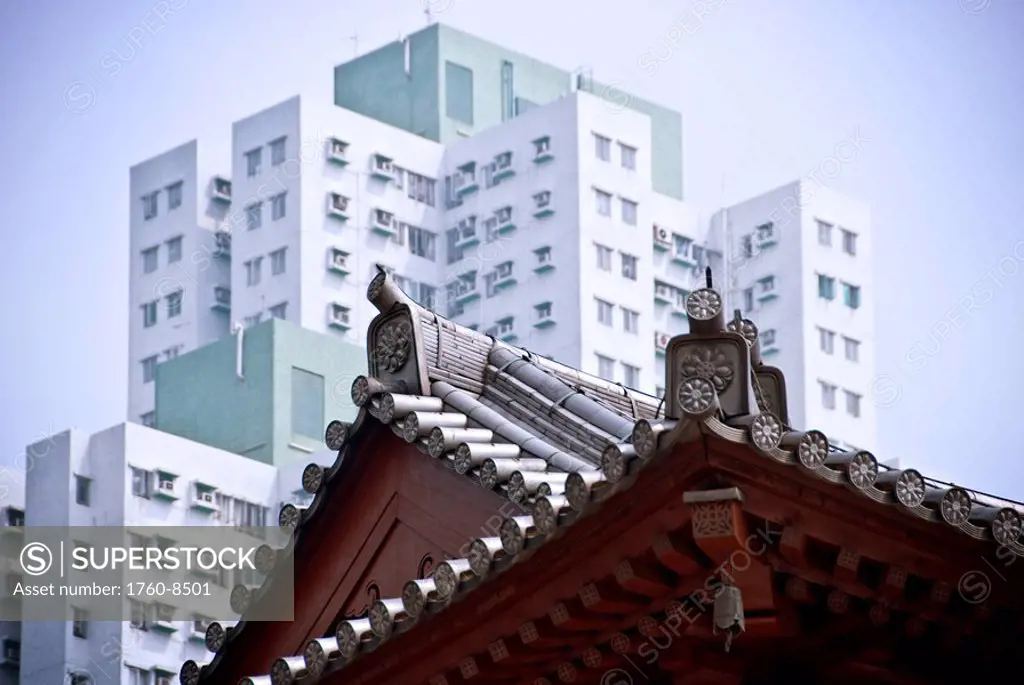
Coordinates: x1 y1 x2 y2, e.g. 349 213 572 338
181 267 1024 685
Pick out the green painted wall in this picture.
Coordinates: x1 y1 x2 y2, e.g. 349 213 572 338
155 319 365 466
334 24 442 140
333 24 683 199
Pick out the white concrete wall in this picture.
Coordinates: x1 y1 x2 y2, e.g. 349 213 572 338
17 423 317 685
708 180 875 451
128 140 231 425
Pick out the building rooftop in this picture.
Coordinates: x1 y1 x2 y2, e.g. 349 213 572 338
181 267 1024 685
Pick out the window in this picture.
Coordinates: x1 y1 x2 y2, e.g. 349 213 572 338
843 282 861 309
72 607 88 638
845 390 862 417
535 301 553 321
594 133 612 161
166 236 182 263
741 234 753 258
166 181 183 210
622 308 640 334
291 368 325 440
406 171 437 206
142 246 159 274
816 219 833 246
164 345 182 360
269 136 287 166
141 301 157 328
131 467 151 498
595 189 612 216
245 202 263 230
408 226 437 261
142 355 158 383
619 143 637 170
74 475 91 506
129 599 148 629
621 198 638 226
596 298 614 326
820 381 837 410
166 290 182 318
743 288 754 312
445 61 474 125
245 147 262 177
596 244 612 271
140 411 156 428
759 276 775 293
244 314 262 328
270 248 287 276
126 667 150 685
245 257 263 287
843 336 860 362
596 354 616 380
818 327 835 355
142 191 158 220
271 192 287 220
621 253 638 280
761 329 776 347
817 274 836 300
622 363 641 388
841 229 857 255
501 60 515 121
269 302 288 319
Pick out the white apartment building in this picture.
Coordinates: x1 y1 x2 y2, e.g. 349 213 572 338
708 181 876 452
129 90 711 417
1 487 25 685
13 423 333 685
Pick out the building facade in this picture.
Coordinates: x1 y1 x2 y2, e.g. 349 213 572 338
708 181 875 451
14 423 334 685
0 489 25 685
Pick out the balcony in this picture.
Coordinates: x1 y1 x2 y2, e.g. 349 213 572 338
757 276 778 303
213 230 231 258
327 192 349 220
670 238 696 267
455 220 479 249
755 222 778 249
189 619 211 643
211 286 231 312
533 247 555 274
326 137 349 165
495 318 517 343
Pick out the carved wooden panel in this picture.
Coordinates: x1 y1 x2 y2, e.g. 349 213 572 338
692 501 737 539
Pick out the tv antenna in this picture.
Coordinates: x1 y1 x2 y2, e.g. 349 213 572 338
349 32 359 57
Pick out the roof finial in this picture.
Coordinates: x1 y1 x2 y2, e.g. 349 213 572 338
705 266 713 289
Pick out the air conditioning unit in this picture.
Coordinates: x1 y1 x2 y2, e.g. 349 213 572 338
214 230 231 257
655 283 671 300
653 224 671 248
655 331 670 351
534 191 551 208
329 305 351 327
198 491 213 504
371 154 394 180
372 209 394 231
327 192 349 218
158 478 175 493
326 137 348 163
494 152 512 171
328 249 349 273
211 177 232 202
156 676 173 685
496 206 512 225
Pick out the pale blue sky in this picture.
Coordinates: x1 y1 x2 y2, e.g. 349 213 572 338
1 0 1022 498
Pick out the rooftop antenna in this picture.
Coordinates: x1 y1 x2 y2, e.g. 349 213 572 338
425 5 434 24
705 266 713 289
349 32 359 57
